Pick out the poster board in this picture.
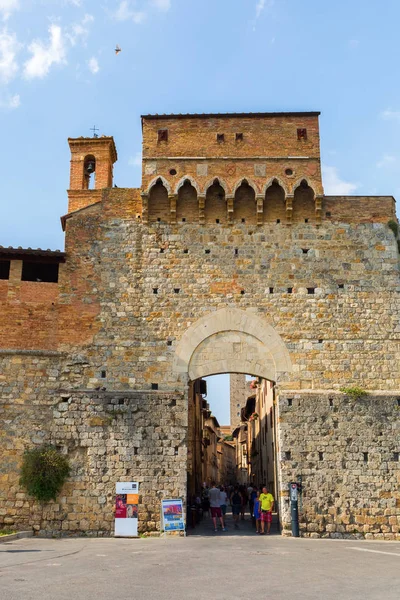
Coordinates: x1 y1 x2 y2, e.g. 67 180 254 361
115 482 139 537
161 498 185 535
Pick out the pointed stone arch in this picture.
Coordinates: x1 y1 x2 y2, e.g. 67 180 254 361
203 177 229 196
292 177 315 197
232 178 259 196
173 307 292 381
174 176 200 195
262 177 289 197
146 176 171 195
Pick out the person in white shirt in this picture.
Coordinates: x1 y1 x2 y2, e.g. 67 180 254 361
219 486 228 517
209 482 226 532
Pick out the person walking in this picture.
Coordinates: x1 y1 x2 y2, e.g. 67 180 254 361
230 486 242 529
259 486 274 535
253 489 261 534
219 486 228 519
209 482 226 532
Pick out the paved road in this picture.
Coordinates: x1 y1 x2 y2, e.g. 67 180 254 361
1 532 399 600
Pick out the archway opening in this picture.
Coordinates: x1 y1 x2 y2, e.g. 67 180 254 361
176 180 198 223
264 181 286 223
205 180 226 224
293 179 315 223
148 179 169 223
187 372 279 537
233 181 256 224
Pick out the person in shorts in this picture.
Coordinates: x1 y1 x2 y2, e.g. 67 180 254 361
259 486 274 535
209 482 226 532
230 486 243 529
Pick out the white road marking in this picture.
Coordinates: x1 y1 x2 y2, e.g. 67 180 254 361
45 563 62 566
349 547 400 557
96 554 107 557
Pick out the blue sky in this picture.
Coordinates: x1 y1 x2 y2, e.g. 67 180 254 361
1 0 400 250
1 0 400 421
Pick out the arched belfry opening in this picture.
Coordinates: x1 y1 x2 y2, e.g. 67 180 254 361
176 180 198 223
234 180 256 224
264 180 286 223
205 179 226 224
148 178 170 224
83 155 96 190
293 179 315 223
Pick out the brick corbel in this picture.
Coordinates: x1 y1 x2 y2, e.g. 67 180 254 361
198 194 205 225
286 195 293 225
141 193 149 225
169 194 177 224
227 194 234 225
315 195 323 225
256 195 264 226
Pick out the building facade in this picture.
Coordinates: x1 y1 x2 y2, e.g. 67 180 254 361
0 111 399 538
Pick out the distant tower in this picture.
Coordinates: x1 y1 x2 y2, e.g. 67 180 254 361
230 374 248 430
67 136 117 213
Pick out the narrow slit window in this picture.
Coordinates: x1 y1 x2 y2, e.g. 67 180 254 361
0 260 10 280
269 287 274 294
297 128 307 140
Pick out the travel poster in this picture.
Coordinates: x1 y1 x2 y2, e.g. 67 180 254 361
115 482 139 537
161 499 185 532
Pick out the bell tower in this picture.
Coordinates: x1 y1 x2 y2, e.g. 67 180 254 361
67 136 118 213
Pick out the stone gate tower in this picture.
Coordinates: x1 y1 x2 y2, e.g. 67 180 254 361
0 112 399 539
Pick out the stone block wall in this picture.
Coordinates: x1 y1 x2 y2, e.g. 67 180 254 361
0 350 186 535
277 391 400 539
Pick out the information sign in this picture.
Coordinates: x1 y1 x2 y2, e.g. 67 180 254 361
115 482 139 537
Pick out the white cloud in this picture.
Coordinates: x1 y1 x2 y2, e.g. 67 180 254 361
129 152 142 166
114 1 146 23
0 91 20 109
322 165 358 195
88 56 99 74
255 0 274 19
23 24 67 79
0 0 19 21
67 13 94 46
0 28 19 83
152 0 171 11
376 154 397 169
381 109 400 123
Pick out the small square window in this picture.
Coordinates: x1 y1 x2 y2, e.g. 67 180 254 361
307 287 315 294
297 128 307 140
287 287 293 294
326 211 332 218
236 133 243 141
151 383 159 390
158 129 168 142
217 133 225 143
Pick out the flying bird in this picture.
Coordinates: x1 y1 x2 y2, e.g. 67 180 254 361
115 45 121 55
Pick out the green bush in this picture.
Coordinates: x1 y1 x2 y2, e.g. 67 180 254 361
20 445 70 502
388 220 399 237
340 386 368 400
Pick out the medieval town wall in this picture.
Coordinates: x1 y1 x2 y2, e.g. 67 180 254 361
277 391 400 540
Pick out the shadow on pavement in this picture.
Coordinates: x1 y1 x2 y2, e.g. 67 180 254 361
188 511 280 537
